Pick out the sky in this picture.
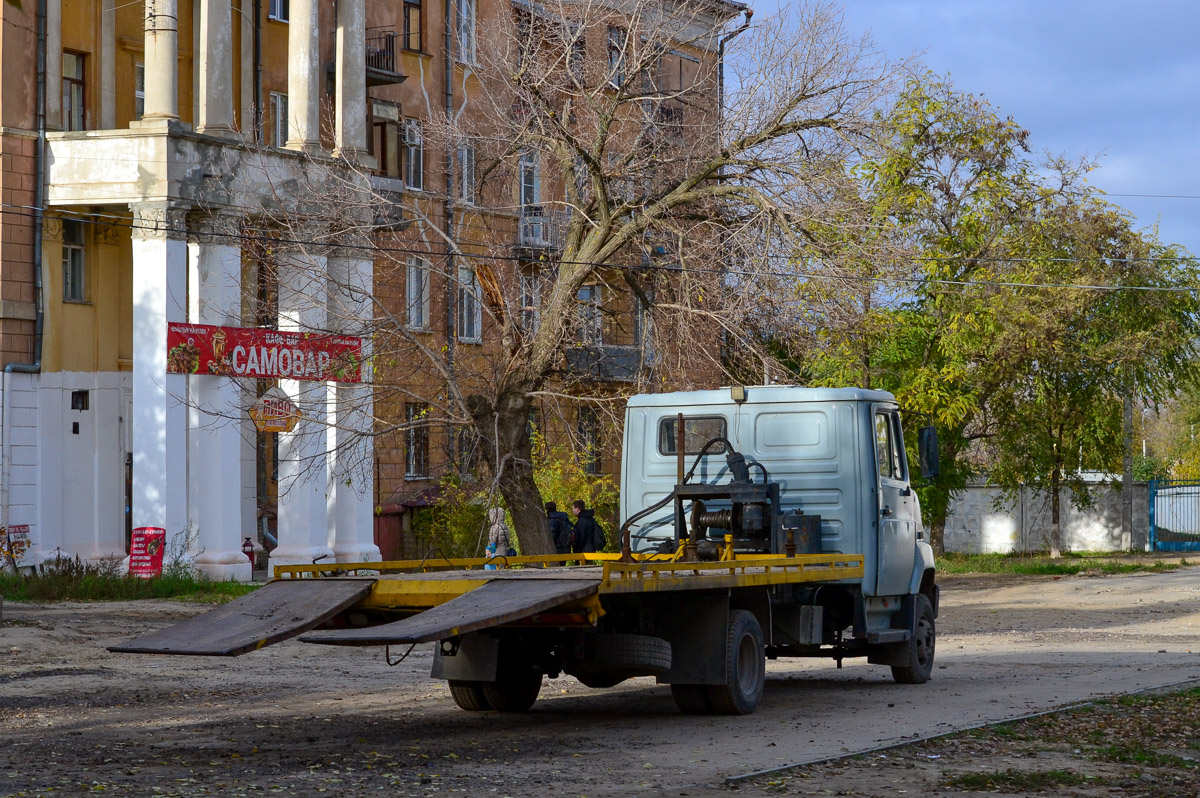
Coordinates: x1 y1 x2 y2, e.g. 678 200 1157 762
753 1 1200 256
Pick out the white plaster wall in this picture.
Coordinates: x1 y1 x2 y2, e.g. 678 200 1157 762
943 483 1150 554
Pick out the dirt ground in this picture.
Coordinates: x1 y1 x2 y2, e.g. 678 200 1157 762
3 565 1200 797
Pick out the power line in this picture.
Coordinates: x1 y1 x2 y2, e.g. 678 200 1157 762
2 200 1198 294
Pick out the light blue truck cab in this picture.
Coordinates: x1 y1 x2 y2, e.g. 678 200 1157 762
620 385 938 680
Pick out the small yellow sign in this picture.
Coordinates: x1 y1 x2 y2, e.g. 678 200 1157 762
249 389 301 434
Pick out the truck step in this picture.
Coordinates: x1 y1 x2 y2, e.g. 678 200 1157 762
866 629 912 645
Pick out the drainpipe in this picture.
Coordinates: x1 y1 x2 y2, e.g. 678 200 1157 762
443 0 455 366
2 0 48 540
253 0 263 140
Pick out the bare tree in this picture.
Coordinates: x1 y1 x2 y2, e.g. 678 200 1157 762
220 0 906 555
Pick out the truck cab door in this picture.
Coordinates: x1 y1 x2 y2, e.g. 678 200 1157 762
873 408 917 596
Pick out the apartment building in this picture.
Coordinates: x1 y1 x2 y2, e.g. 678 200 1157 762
0 0 739 573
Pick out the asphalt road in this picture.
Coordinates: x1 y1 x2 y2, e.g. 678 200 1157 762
3 567 1199 796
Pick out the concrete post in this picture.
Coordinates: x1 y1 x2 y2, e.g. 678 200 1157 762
186 213 252 581
285 0 322 152
333 0 369 162
46 0 61 129
197 0 235 135
143 0 180 120
327 249 380 563
130 203 189 542
269 244 335 570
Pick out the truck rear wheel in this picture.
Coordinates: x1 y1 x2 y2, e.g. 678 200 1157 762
448 680 491 711
706 609 765 715
479 669 542 712
891 593 935 684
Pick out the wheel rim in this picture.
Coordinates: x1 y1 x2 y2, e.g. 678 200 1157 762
915 616 934 669
735 632 760 695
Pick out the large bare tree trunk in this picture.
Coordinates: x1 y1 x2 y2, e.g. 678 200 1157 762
930 516 946 557
466 388 555 556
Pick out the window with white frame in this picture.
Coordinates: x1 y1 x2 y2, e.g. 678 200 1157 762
269 0 289 22
457 265 482 343
62 219 86 302
576 284 601 344
405 402 429 478
403 118 423 189
519 270 541 333
269 92 288 147
454 0 476 65
519 151 540 208
134 61 145 120
405 256 430 329
456 143 476 204
607 26 626 89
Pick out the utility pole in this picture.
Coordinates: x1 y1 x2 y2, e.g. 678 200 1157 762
1122 373 1133 551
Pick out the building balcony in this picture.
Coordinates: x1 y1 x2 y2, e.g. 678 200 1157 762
365 29 405 87
563 343 655 383
519 205 571 250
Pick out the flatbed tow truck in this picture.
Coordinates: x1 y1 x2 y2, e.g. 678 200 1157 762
112 386 940 715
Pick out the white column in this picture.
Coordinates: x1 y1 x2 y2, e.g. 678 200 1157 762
46 0 61 129
101 0 116 129
327 250 380 563
143 0 180 120
239 0 255 135
197 0 234 135
269 245 335 569
187 213 252 581
130 203 189 542
333 0 368 162
285 0 322 152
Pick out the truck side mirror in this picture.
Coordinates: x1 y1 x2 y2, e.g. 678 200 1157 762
917 426 940 479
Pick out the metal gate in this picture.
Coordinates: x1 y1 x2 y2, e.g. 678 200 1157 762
1149 479 1200 551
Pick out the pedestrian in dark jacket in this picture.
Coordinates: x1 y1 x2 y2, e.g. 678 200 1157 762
546 502 574 555
571 500 605 554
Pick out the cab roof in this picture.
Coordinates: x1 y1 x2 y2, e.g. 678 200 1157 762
627 385 897 408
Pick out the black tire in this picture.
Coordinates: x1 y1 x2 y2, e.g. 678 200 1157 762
671 684 714 715
479 669 543 712
448 680 491 711
891 593 936 684
570 634 672 688
706 609 765 715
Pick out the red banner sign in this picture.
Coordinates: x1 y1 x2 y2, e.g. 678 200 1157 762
129 527 166 579
167 323 366 383
1 524 31 568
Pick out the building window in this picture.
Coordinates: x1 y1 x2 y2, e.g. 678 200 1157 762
62 219 86 303
405 403 429 478
405 256 430 329
454 0 476 65
403 0 422 51
569 35 586 83
519 270 541 333
63 52 86 131
269 0 289 22
576 284 601 344
457 265 482 343
578 406 600 474
519 151 540 208
134 61 145 120
403 118 423 190
269 92 288 147
607 27 626 89
456 143 476 204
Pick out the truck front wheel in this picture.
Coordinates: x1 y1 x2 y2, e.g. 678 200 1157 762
706 609 765 715
891 593 936 684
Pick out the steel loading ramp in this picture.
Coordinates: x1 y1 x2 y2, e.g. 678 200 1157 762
107 579 375 656
300 578 599 645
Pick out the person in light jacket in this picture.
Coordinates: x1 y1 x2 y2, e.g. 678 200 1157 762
485 507 515 568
